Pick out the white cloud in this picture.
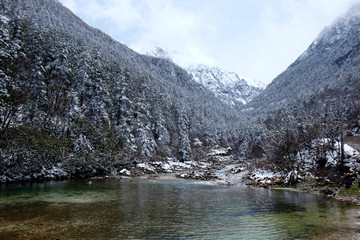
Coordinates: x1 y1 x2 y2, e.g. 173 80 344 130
217 0 360 83
129 0 216 66
60 0 142 36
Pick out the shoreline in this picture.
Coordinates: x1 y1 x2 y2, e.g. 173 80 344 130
2 156 360 207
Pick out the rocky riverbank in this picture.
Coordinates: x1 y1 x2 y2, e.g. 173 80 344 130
105 146 248 186
242 139 360 205
0 145 243 184
2 140 360 206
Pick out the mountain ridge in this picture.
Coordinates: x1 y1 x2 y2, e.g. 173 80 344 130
149 47 264 107
246 3 360 114
188 64 263 107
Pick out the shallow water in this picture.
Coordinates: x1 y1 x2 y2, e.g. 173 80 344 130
0 178 360 239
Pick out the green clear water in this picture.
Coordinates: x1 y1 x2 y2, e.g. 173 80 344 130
0 178 359 240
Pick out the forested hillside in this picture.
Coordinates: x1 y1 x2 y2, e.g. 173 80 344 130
241 5 360 185
246 5 360 115
0 0 245 182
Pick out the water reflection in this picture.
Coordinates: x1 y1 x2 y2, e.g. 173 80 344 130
0 178 359 239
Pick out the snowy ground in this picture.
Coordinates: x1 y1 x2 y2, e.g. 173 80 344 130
108 146 249 186
2 138 359 192
244 137 360 188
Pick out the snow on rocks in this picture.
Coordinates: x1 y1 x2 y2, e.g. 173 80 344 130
136 163 156 174
135 159 197 176
128 145 243 183
177 170 218 181
213 164 247 186
246 169 284 187
245 137 360 188
119 169 131 176
208 146 232 156
176 147 244 183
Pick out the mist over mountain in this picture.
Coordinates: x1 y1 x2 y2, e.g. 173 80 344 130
246 4 360 115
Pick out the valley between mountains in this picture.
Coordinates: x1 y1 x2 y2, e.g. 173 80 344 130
1 0 360 202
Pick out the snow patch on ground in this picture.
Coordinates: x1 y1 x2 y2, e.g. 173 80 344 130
246 137 360 187
245 169 285 186
208 146 232 156
344 143 359 155
119 169 131 176
136 163 156 173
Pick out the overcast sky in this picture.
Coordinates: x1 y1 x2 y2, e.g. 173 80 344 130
59 0 360 85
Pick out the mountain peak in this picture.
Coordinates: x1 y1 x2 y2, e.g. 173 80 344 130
188 65 263 106
309 4 360 51
147 47 264 107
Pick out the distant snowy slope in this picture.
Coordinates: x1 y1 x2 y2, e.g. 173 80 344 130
188 65 263 107
149 47 264 107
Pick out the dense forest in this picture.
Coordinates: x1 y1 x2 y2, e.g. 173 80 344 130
0 0 246 181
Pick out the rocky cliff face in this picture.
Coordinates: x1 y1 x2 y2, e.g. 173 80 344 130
0 0 244 182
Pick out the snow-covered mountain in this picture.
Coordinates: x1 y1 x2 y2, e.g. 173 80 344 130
247 4 360 114
149 47 264 107
188 65 263 107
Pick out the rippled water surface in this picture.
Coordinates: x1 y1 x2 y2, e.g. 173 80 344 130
1 178 360 239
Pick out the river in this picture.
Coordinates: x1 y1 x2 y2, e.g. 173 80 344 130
0 178 359 239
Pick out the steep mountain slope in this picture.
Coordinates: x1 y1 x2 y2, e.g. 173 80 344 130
241 5 360 187
246 5 360 115
0 0 245 182
188 65 263 108
149 47 263 108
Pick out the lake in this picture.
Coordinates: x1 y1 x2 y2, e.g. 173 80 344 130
0 178 359 239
